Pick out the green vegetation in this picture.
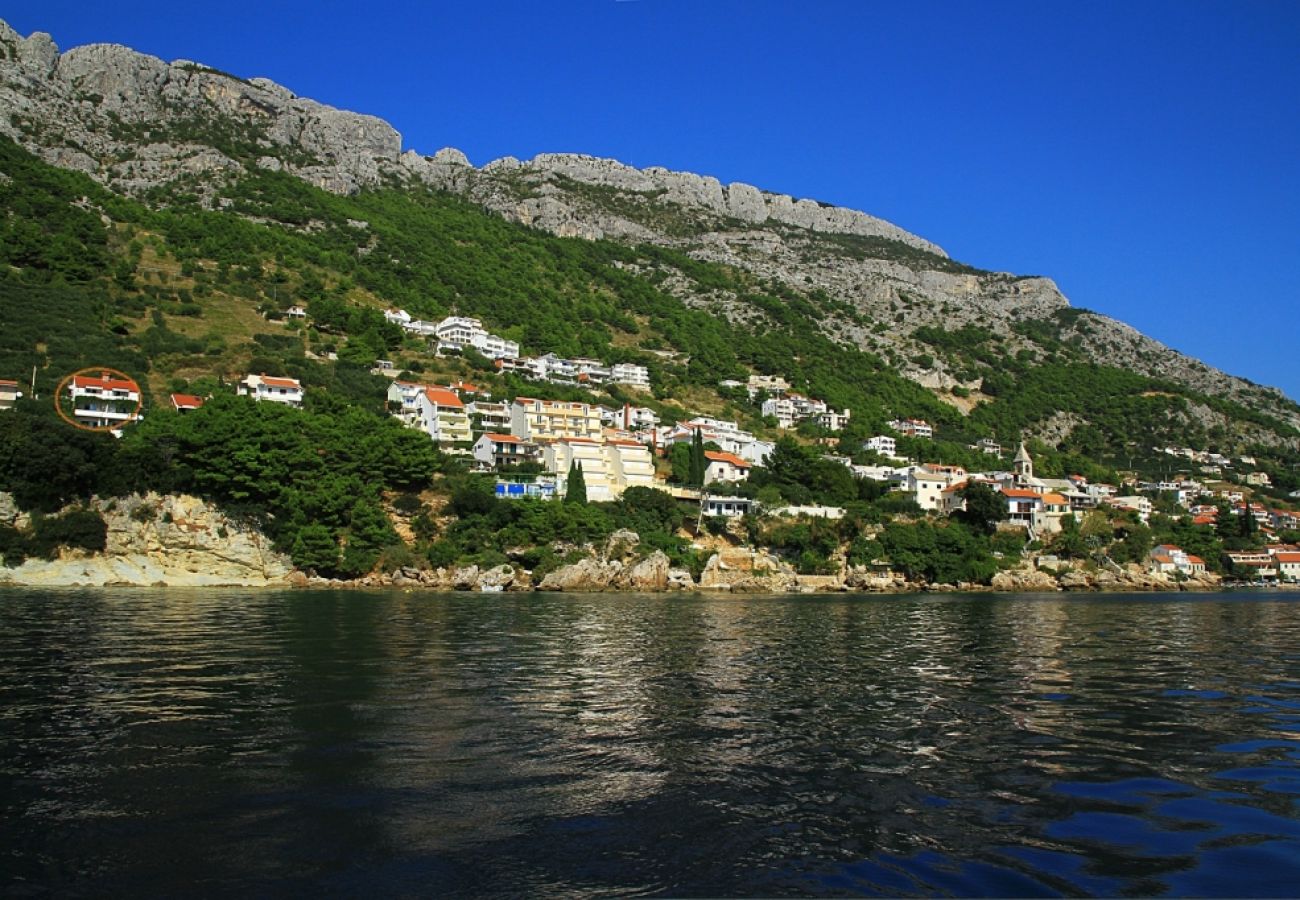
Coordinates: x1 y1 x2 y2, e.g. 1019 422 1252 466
0 122 1295 584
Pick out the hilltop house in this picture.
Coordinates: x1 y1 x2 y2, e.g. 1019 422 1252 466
0 378 21 411
238 373 303 408
67 371 141 428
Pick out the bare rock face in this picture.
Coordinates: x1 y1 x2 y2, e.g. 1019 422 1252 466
991 568 1062 592
698 547 797 592
616 550 672 592
0 492 293 587
537 556 623 592
0 22 402 197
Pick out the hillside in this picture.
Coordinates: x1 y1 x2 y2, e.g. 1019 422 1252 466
1 18 1298 586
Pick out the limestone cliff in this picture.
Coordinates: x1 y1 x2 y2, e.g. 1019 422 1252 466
0 492 293 587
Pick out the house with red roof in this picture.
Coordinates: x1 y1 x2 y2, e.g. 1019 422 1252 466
704 450 751 484
1147 545 1207 577
0 378 21 411
473 432 540 470
237 373 303 408
1275 551 1300 582
170 393 204 413
68 371 142 428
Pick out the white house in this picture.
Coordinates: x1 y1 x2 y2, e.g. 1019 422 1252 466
902 466 949 511
0 379 22 411
473 432 540 470
704 451 751 484
68 371 142 428
414 386 473 446
238 373 303 408
815 409 851 432
384 308 412 326
863 435 897 457
468 400 512 433
889 418 934 439
702 495 758 518
610 363 651 388
434 316 520 359
1148 545 1207 577
761 396 797 428
1275 551 1300 582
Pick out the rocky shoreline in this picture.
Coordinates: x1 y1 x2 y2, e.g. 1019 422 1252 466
0 492 1230 594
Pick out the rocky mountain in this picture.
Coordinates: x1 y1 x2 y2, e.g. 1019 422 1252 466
1 19 1296 446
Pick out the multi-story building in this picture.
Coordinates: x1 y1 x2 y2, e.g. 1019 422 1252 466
415 387 473 446
510 398 603 441
468 400 512 433
863 435 897 456
67 371 142 428
238 373 303 407
0 378 21 411
433 316 520 359
387 381 472 446
473 433 541 470
544 438 613 502
605 439 657 495
1148 545 1207 577
761 396 797 428
610 363 651 388
889 418 934 439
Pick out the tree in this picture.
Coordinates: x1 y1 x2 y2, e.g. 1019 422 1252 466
688 428 706 487
957 481 1003 535
565 461 587 505
291 523 339 574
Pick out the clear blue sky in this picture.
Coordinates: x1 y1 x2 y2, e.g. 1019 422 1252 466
8 1 1300 399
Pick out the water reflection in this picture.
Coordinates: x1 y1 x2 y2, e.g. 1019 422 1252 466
2 589 1299 896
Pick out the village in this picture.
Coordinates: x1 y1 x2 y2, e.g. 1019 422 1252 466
8 306 1299 587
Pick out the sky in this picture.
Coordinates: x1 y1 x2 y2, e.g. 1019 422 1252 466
7 1 1300 399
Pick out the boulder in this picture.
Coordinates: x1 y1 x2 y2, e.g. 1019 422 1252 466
537 557 622 592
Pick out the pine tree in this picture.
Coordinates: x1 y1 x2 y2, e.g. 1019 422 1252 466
565 460 587 504
688 428 706 487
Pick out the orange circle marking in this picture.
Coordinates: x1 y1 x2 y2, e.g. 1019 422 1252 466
54 367 144 433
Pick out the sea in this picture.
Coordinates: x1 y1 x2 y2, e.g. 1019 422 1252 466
2 588 1299 897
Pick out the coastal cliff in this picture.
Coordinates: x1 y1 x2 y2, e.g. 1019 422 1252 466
0 492 292 587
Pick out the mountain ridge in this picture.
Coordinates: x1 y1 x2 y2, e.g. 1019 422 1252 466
0 17 1296 439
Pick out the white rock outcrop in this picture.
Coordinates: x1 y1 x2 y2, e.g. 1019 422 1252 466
0 492 293 587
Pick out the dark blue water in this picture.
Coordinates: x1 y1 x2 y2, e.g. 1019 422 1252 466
2 589 1300 897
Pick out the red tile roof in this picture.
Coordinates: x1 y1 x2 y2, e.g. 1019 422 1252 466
257 375 301 389
72 372 140 393
170 393 204 409
482 432 523 444
705 450 751 468
1275 552 1300 564
1001 488 1042 499
424 387 464 408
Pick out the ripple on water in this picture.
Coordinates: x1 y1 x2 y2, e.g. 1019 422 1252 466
2 588 1300 897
